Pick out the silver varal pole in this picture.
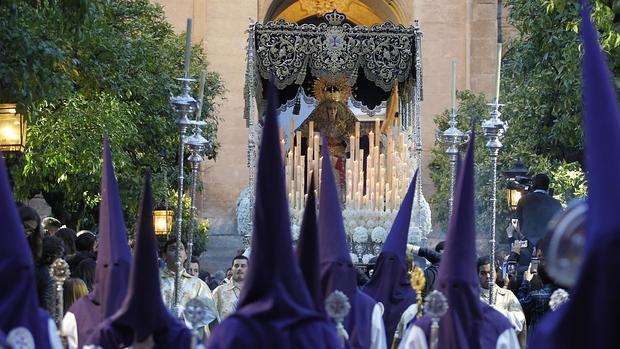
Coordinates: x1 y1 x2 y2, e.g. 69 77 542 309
413 21 424 238
185 121 208 271
482 100 506 305
243 20 258 248
170 77 197 315
50 258 70 327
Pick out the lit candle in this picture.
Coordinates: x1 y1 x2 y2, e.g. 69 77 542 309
494 43 503 103
184 18 193 79
349 135 355 160
355 123 360 159
451 61 456 112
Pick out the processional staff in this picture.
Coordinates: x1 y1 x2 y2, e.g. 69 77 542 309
50 258 71 327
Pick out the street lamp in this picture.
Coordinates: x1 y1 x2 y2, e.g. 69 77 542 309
153 209 174 236
0 104 27 153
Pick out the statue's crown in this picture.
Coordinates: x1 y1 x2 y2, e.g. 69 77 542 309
324 10 346 26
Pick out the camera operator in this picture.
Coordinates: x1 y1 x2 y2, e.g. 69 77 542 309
506 174 562 282
516 173 563 246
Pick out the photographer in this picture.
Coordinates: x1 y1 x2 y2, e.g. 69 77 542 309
515 173 563 246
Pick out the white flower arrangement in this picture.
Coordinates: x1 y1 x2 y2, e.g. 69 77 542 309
362 254 375 264
408 227 422 244
352 226 369 243
371 226 388 243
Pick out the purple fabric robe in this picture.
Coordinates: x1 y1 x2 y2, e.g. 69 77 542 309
318 136 377 349
0 153 56 348
363 171 418 345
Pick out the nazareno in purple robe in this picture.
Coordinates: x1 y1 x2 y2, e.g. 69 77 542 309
408 132 512 349
0 152 57 349
362 170 419 345
69 138 132 348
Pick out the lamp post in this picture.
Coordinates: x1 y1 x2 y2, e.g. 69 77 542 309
482 43 507 305
440 61 467 218
0 104 27 153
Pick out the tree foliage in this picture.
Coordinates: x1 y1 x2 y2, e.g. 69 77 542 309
430 0 620 237
0 0 225 231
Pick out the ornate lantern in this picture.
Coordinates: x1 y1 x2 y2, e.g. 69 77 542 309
153 209 174 236
0 104 27 153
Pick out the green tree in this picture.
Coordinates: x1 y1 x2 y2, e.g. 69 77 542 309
1 0 225 230
430 0 620 237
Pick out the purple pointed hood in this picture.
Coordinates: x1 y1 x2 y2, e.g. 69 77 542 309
411 133 512 348
362 171 418 345
74 138 132 347
296 178 323 312
318 136 377 349
91 172 191 348
0 153 55 348
90 137 132 310
530 2 620 347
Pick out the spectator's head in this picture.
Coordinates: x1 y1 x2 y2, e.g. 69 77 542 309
189 256 200 277
532 173 551 191
75 230 96 252
162 238 186 272
42 217 62 236
231 254 249 284
55 227 77 256
19 206 43 263
435 241 446 253
41 236 65 266
477 255 493 289
225 267 233 280
63 278 88 313
76 258 96 291
213 270 226 284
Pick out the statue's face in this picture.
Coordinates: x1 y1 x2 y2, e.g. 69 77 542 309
328 104 338 119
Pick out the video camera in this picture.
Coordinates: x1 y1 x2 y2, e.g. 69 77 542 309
509 175 533 193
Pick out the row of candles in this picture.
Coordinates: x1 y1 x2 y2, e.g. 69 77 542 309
283 118 414 212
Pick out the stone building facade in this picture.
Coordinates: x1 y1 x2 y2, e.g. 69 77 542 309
153 0 504 271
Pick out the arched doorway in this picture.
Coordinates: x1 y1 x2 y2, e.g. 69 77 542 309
263 0 409 25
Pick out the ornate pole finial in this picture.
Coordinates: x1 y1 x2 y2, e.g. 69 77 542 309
424 290 449 349
184 297 217 349
325 290 351 347
50 258 71 327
